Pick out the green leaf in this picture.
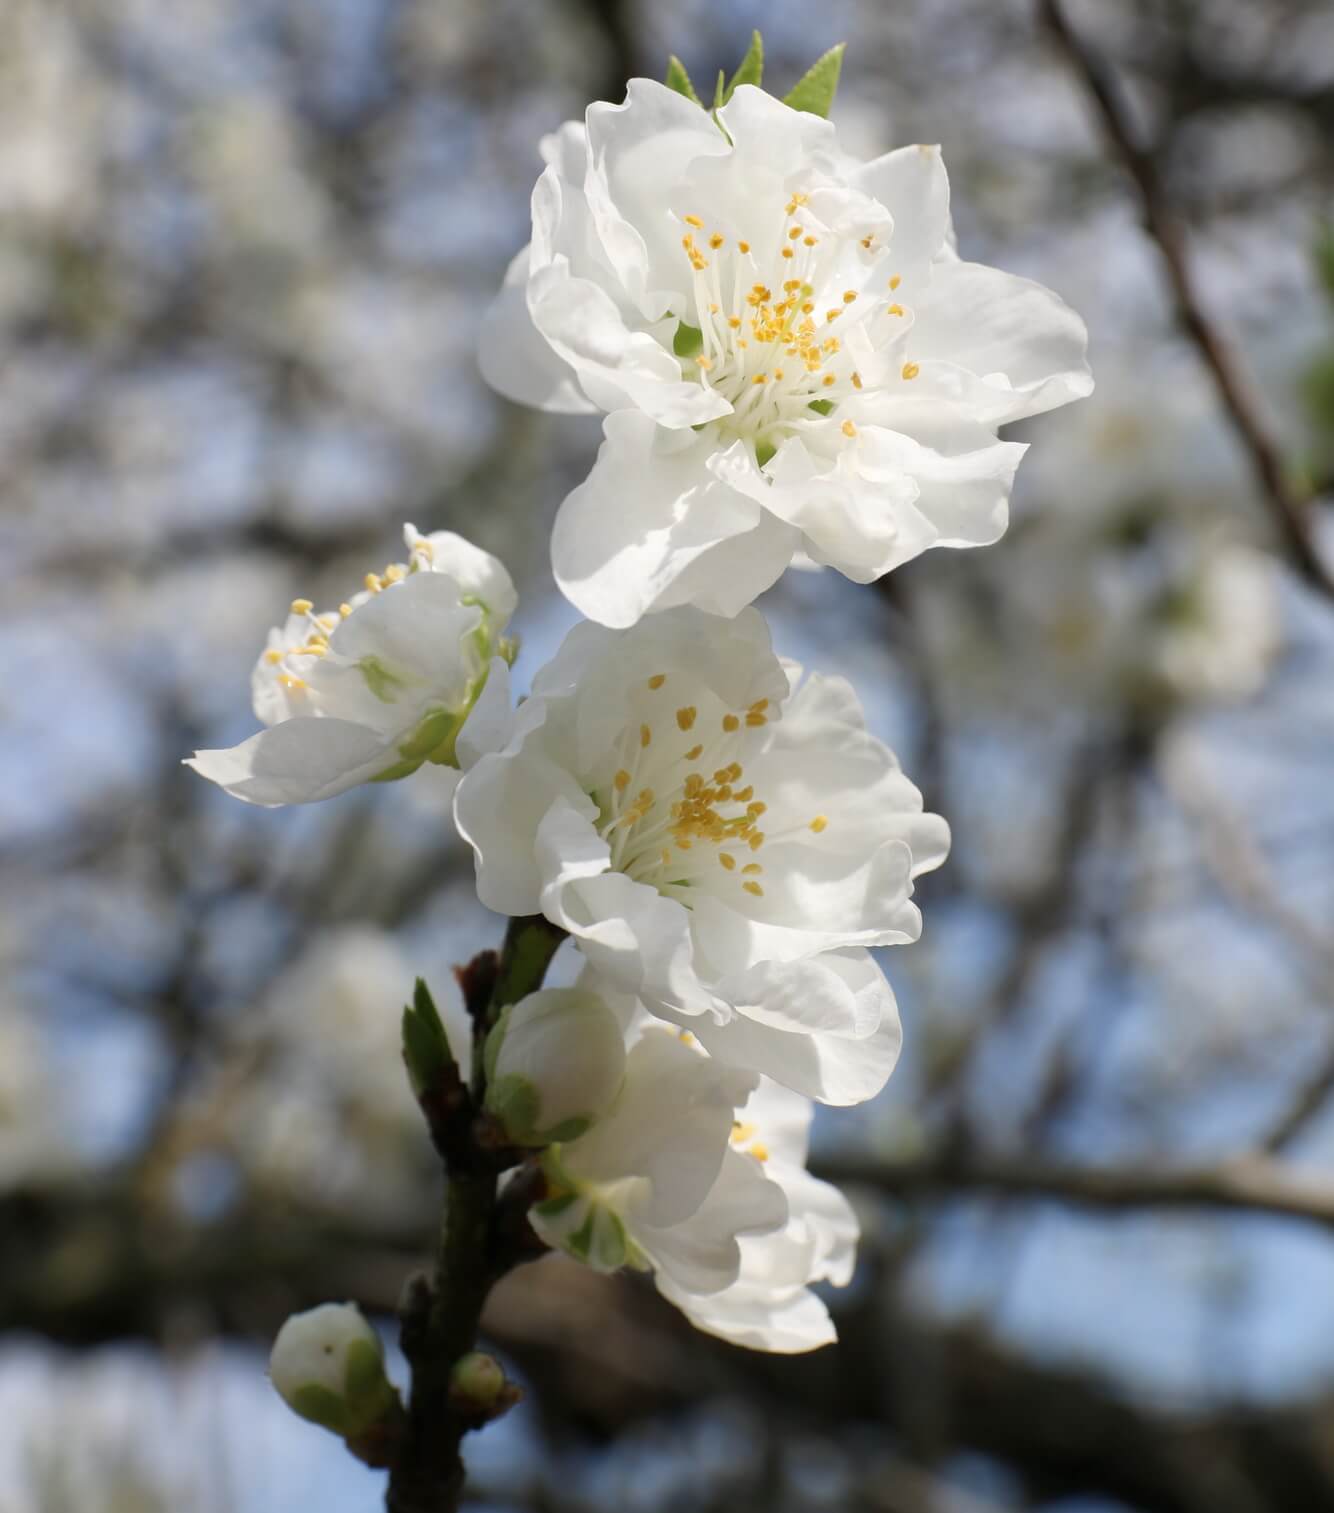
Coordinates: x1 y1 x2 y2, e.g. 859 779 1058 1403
673 321 703 359
665 55 702 107
783 43 845 119
726 31 764 99
401 977 456 1098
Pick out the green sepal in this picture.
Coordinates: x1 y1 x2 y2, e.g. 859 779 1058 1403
754 437 777 468
665 55 702 107
535 1192 579 1219
343 1339 397 1434
401 977 456 1099
783 43 845 119
287 1383 350 1435
712 68 726 110
808 398 835 416
485 1073 541 1144
725 31 763 100
673 321 703 359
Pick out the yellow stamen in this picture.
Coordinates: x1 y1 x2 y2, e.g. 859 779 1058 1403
810 814 829 833
888 303 905 317
640 723 652 748
684 214 704 228
743 880 764 897
842 420 858 438
685 743 703 761
676 707 697 731
614 769 630 791
264 649 282 665
719 853 737 872
889 274 902 290
290 598 313 615
902 361 920 380
722 713 740 733
648 673 666 689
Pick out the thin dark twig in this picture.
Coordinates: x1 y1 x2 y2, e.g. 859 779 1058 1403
1039 0 1334 603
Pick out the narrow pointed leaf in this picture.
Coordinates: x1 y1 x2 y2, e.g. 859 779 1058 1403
783 43 845 119
725 31 764 100
665 55 702 107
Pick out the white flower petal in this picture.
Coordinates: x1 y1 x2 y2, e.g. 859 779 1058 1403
476 245 596 414
188 718 396 807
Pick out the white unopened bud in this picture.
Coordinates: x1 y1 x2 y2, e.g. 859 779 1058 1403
484 988 625 1145
269 1303 398 1437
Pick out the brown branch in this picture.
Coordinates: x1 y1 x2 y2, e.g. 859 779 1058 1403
819 1150 1334 1231
1039 0 1334 603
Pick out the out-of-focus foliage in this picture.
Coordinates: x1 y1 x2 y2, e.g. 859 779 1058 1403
2 0 1333 1510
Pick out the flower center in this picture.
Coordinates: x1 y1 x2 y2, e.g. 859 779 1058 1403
673 193 904 461
592 673 829 906
261 538 439 694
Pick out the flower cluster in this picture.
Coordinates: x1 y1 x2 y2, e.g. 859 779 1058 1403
191 44 1089 1373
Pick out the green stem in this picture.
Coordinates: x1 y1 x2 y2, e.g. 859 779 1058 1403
386 916 566 1513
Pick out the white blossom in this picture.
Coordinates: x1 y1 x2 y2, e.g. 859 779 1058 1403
530 1025 788 1295
269 1303 396 1435
188 525 515 806
484 987 627 1144
454 606 944 1103
480 81 1091 626
655 1076 858 1353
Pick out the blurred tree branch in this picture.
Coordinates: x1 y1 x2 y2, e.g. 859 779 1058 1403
1040 0 1334 603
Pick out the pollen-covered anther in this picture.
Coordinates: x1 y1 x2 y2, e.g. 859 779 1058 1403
290 598 313 615
743 881 764 897
842 420 858 439
676 707 697 731
888 304 905 317
902 361 920 380
889 273 902 290
640 724 652 748
614 769 630 791
719 853 736 871
810 814 829 833
648 673 666 689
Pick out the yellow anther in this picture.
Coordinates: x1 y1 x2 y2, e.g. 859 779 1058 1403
902 361 920 380
842 420 858 438
742 862 763 875
803 235 817 246
745 711 767 726
825 309 842 323
822 373 836 387
887 303 905 317
383 563 406 584
738 240 751 254
843 290 858 304
278 674 306 690
713 768 731 785
412 538 434 559
676 707 697 732
614 769 630 791
748 699 769 714
774 368 785 381
640 723 652 748
732 1121 757 1141
684 214 704 228
743 881 764 897
889 274 902 290
781 246 795 259
264 648 283 665
338 602 353 618
722 714 740 732
709 233 724 249
679 1030 696 1045
648 673 666 689
685 743 703 761
727 762 743 780
727 315 742 329
749 832 765 851
747 801 767 818
290 598 313 615
802 301 815 314
719 853 737 872
810 814 829 833
852 372 863 389
636 788 655 807
696 355 714 370
733 785 753 802
748 1141 770 1161
364 573 383 593
300 643 327 657
752 374 767 385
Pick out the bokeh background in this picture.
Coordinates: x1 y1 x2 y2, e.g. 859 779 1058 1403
3 1 1333 1509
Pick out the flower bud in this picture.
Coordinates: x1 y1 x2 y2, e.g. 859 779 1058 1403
484 988 625 1145
269 1303 399 1438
